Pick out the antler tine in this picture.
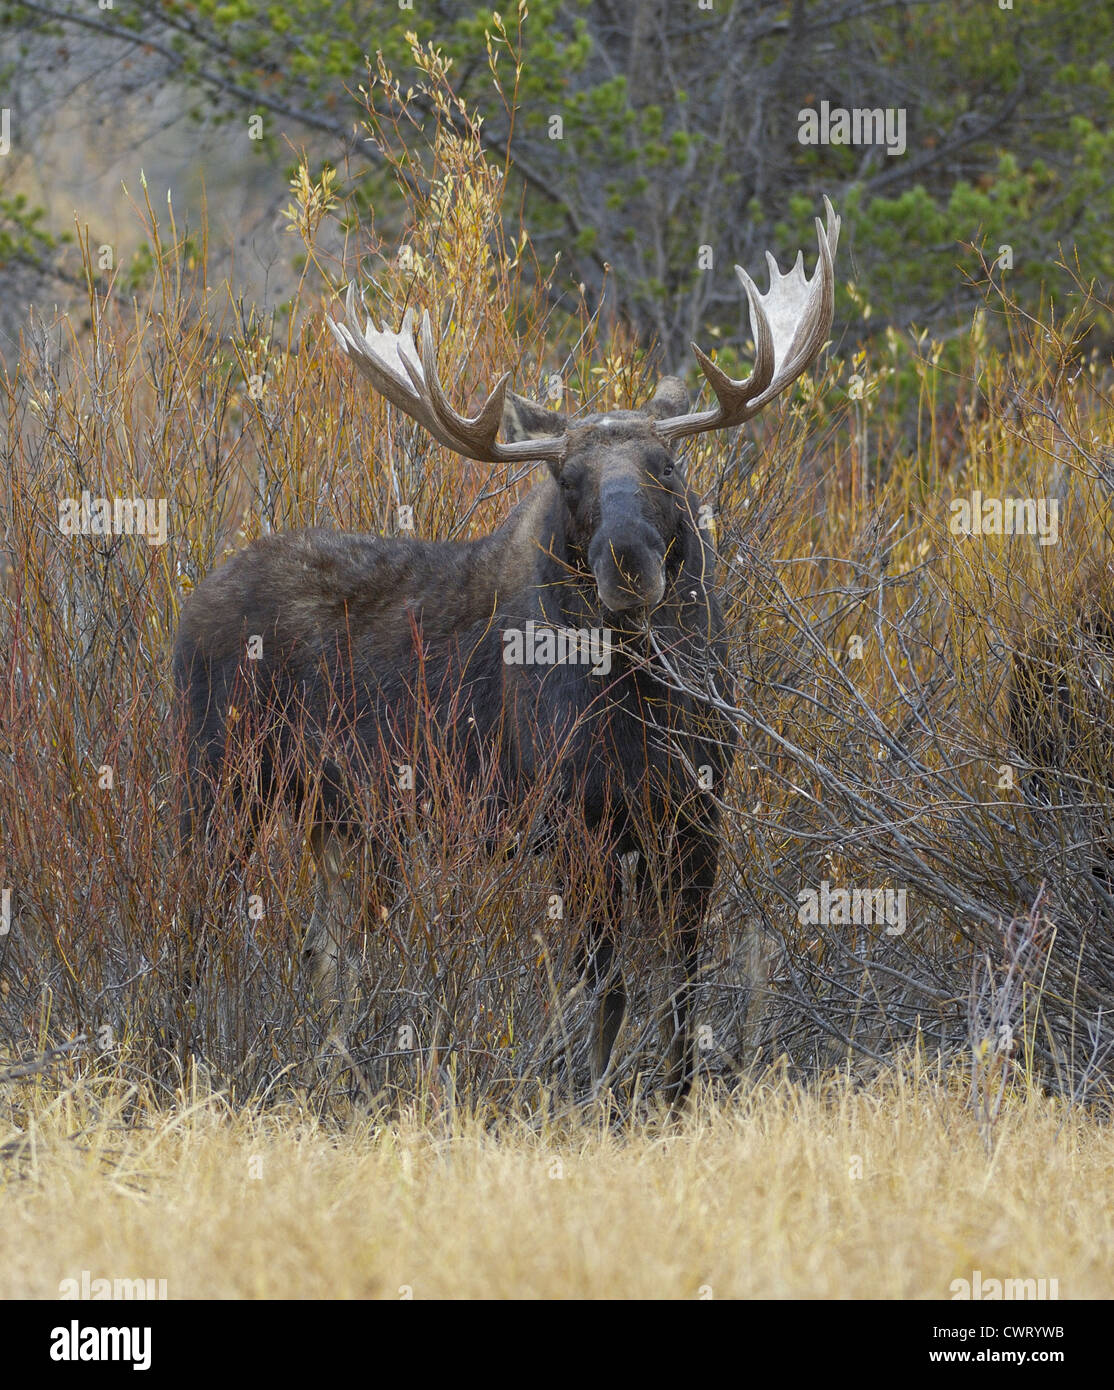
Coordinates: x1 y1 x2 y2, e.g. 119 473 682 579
655 197 840 444
329 287 566 464
689 266 776 426
328 287 422 414
749 197 839 410
415 312 517 463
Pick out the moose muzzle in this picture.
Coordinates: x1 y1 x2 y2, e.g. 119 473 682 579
588 522 666 613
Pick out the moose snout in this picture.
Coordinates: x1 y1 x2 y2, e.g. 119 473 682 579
588 526 666 612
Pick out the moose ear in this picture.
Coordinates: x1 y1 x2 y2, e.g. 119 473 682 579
642 375 688 421
501 392 569 442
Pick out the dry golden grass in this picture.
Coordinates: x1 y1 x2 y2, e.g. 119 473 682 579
3 1060 1112 1299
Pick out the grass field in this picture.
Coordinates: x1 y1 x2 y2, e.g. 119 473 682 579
2 1059 1110 1300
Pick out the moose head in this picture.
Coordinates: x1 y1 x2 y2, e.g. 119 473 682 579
329 197 840 617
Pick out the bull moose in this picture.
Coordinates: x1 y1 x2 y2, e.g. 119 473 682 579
173 198 840 1108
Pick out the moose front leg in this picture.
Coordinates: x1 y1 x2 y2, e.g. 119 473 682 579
660 831 720 1113
573 855 627 1094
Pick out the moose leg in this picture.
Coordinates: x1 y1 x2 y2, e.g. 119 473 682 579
174 764 259 1012
574 858 627 1092
303 824 370 1098
660 831 720 1113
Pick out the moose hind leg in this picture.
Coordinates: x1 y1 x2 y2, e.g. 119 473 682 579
660 926 699 1111
588 932 626 1091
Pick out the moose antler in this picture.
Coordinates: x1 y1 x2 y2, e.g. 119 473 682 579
328 285 566 463
654 196 841 444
